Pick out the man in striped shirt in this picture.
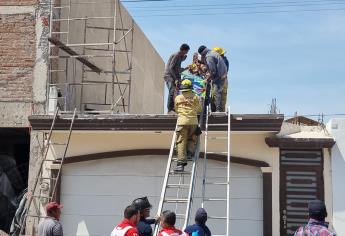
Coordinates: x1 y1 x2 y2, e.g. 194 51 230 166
38 202 63 236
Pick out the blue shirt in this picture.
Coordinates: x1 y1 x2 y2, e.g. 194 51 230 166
136 218 156 236
184 224 211 236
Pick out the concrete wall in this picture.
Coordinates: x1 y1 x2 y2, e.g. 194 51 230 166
0 1 49 127
54 0 164 113
327 119 345 234
49 130 281 235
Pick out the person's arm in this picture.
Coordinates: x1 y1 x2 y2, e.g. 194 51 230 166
52 223 63 236
194 96 202 114
168 54 179 81
205 56 217 78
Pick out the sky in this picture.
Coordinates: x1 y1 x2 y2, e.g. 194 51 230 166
123 0 345 118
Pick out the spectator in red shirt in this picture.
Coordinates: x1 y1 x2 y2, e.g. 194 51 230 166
111 205 140 236
158 210 188 236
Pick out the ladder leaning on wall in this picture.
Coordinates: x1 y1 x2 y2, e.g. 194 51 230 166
20 107 77 235
201 106 231 236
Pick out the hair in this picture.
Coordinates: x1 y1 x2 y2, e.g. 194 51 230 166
180 43 190 51
162 210 176 226
124 205 139 219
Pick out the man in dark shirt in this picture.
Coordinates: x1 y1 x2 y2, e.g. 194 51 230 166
164 44 190 113
185 208 211 236
132 197 157 236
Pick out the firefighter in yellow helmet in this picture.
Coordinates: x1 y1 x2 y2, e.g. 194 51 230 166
174 79 202 172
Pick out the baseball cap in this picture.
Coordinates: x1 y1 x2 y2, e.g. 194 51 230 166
45 202 63 212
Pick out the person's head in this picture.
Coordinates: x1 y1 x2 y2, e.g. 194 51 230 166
179 43 190 56
198 45 207 56
132 197 152 219
192 52 199 63
308 200 327 221
124 205 141 225
161 210 176 228
213 47 226 56
180 79 193 93
195 208 208 225
45 202 63 220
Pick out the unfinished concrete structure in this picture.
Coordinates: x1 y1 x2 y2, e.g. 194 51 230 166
0 0 164 234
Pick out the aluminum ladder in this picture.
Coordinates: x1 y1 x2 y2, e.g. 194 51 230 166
20 107 77 235
201 106 231 236
153 111 204 235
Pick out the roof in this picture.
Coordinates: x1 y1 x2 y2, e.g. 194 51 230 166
285 116 319 126
28 113 284 132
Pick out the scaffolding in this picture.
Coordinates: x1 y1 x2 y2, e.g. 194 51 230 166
47 0 134 114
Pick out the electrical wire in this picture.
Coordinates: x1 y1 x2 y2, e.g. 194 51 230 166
127 2 345 12
125 0 345 9
133 7 345 17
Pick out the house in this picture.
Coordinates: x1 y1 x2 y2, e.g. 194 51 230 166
27 113 336 236
0 1 340 236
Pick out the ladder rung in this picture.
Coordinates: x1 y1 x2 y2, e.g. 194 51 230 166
213 235 226 236
167 184 190 188
172 158 194 162
208 216 227 219
175 213 186 219
208 123 228 126
210 111 227 115
31 195 50 199
208 137 227 140
51 32 69 34
49 70 66 72
164 198 188 203
39 177 57 180
204 198 227 201
207 166 227 170
205 182 228 185
207 151 227 154
50 142 67 146
25 214 48 218
169 171 192 175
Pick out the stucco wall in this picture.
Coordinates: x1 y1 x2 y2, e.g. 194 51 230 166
327 119 345 234
49 130 280 235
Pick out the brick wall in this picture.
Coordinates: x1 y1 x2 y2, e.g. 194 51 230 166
0 0 37 6
0 14 36 102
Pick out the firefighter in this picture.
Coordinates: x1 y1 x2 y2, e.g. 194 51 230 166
174 79 202 172
132 197 157 236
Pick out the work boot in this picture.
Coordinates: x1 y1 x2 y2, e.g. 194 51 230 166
174 164 184 172
187 152 194 160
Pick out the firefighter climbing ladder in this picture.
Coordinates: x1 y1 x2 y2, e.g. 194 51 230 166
153 112 204 235
154 106 231 236
201 107 231 236
20 107 76 234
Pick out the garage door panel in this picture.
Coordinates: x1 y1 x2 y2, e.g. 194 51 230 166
61 175 163 196
61 156 263 236
61 195 160 216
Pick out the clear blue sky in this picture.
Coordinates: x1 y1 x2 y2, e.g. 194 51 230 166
123 0 345 117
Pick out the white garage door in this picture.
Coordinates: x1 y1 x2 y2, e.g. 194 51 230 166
60 155 263 236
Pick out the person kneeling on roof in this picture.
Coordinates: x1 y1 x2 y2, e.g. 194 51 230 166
132 197 158 236
174 79 202 172
158 210 188 236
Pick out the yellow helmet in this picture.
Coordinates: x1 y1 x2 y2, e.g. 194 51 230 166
180 79 193 92
213 47 226 56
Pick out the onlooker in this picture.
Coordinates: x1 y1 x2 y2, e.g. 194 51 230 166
111 205 140 236
185 208 211 236
164 44 190 113
198 45 227 112
294 200 336 236
132 197 157 236
37 202 63 236
158 210 188 236
174 79 202 172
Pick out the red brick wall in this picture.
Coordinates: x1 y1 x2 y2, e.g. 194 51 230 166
0 0 37 6
0 14 36 102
